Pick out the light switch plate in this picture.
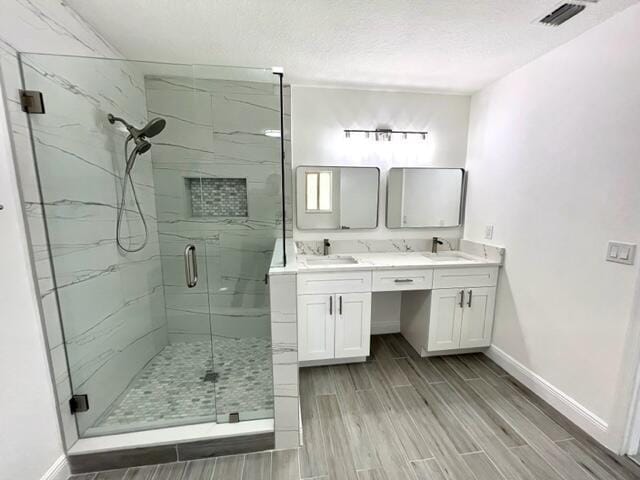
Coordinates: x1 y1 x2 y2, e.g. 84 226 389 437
484 225 494 240
606 241 636 265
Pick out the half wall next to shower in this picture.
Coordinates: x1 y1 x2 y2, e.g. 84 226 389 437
19 54 288 442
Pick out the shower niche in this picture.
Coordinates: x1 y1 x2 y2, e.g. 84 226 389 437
186 177 249 218
19 53 285 442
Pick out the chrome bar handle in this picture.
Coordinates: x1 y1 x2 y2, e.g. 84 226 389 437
459 290 465 308
467 289 473 308
184 244 198 288
329 296 333 315
339 295 343 315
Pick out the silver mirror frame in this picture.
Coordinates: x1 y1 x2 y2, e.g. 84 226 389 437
295 165 381 231
385 167 467 229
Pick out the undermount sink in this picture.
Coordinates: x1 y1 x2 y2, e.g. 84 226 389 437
430 256 466 262
305 255 358 266
426 252 473 263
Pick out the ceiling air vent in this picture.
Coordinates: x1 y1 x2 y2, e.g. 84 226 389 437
539 3 586 26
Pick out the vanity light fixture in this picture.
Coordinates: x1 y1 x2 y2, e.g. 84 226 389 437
344 128 428 141
264 129 281 138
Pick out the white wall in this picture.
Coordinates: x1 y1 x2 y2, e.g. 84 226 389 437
0 71 64 480
464 3 640 450
291 86 470 240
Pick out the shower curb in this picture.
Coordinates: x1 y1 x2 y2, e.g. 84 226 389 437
68 432 274 474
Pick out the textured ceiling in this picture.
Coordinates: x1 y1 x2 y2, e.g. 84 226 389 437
66 0 638 93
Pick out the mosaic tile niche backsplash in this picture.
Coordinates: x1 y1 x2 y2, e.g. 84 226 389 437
188 177 249 217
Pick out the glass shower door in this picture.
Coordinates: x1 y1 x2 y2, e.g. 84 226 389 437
20 54 219 436
144 64 281 423
21 54 281 438
190 65 281 423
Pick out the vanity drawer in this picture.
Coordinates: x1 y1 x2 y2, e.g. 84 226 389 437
372 269 434 292
297 271 372 295
433 266 498 288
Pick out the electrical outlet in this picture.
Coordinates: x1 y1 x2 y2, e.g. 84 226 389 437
484 225 494 240
606 241 636 265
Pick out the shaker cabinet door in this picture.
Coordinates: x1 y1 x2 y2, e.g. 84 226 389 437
335 293 371 359
298 294 335 361
459 287 496 348
427 288 464 351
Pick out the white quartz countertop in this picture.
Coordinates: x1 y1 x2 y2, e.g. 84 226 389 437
296 251 500 273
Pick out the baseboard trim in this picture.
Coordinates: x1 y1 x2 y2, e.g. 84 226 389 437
371 321 400 335
41 455 69 480
486 345 609 445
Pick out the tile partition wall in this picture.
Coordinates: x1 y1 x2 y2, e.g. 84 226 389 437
18 54 168 437
268 242 299 448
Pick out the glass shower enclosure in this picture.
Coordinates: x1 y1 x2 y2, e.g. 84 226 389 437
20 54 285 437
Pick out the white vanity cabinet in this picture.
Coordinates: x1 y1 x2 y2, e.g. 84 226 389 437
427 286 496 351
297 263 499 363
297 272 372 363
401 266 499 356
426 266 498 352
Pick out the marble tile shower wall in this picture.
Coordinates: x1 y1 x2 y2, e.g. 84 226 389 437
0 0 132 446
15 54 168 437
145 76 290 344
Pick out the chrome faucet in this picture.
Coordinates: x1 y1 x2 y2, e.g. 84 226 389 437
323 238 331 256
432 236 444 253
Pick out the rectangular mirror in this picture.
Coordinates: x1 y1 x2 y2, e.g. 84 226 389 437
386 168 464 228
296 166 380 230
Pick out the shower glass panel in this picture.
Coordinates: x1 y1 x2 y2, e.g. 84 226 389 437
20 54 282 437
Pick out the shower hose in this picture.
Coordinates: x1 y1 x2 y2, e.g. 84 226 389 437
116 142 149 252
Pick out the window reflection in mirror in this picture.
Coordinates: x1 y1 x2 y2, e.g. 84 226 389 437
386 168 464 228
296 166 379 230
305 171 332 212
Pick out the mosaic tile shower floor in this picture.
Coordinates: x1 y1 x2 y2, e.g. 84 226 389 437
92 338 273 432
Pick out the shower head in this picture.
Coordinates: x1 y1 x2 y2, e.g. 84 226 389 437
135 139 152 155
108 113 163 176
108 114 166 141
140 118 166 138
124 140 151 175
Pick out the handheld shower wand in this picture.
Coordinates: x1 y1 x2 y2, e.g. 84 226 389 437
108 113 166 253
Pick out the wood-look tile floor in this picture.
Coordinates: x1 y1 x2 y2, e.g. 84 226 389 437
71 334 640 480
298 334 640 480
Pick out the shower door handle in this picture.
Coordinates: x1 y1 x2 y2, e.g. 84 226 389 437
185 244 198 288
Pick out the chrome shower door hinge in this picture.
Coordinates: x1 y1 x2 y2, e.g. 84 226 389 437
69 394 89 414
19 90 45 114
